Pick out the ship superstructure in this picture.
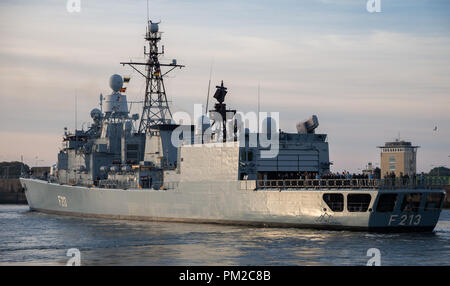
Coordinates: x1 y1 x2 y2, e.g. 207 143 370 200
21 21 446 232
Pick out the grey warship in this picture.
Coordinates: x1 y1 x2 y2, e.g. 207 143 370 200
21 21 446 232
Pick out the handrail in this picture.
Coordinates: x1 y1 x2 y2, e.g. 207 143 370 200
255 178 446 190
98 179 135 189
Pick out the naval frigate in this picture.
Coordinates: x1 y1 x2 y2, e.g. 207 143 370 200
21 21 446 232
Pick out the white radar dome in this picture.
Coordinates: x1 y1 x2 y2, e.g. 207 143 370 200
90 108 102 120
109 74 123 92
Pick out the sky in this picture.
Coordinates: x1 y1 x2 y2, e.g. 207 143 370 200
0 0 449 172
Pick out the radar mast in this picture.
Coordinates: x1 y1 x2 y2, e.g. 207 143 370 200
121 20 184 133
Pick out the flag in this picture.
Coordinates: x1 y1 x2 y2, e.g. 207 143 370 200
120 87 127 93
123 77 130 83
153 70 160 76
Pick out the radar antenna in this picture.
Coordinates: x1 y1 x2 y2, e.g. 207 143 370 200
209 81 236 142
120 20 184 133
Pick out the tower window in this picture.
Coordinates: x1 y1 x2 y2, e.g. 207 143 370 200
389 156 396 171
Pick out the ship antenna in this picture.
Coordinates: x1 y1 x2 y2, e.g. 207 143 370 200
146 0 149 23
205 59 214 115
75 91 77 132
74 91 78 155
99 93 103 113
257 84 260 133
120 20 185 132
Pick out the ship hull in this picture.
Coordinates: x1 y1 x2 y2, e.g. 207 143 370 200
20 178 445 232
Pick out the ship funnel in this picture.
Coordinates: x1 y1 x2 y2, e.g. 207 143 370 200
296 115 319 134
90 108 102 120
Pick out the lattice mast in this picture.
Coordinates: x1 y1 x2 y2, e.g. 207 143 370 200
121 21 184 133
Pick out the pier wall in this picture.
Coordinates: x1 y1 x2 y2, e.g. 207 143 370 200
0 179 27 204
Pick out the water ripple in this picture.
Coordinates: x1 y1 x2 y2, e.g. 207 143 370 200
1 205 449 265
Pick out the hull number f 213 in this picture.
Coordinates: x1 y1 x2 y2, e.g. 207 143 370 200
388 214 421 226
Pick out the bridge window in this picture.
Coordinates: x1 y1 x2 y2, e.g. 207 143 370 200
240 151 246 161
425 193 444 211
240 150 254 161
247 151 253 161
347 194 371 212
376 194 398 212
323 193 344 212
401 193 422 212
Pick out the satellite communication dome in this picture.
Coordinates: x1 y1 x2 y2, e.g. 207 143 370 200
109 74 123 92
90 108 102 120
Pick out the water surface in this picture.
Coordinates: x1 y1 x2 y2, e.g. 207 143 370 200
0 205 449 265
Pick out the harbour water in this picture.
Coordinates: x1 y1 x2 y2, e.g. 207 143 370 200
0 205 449 266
